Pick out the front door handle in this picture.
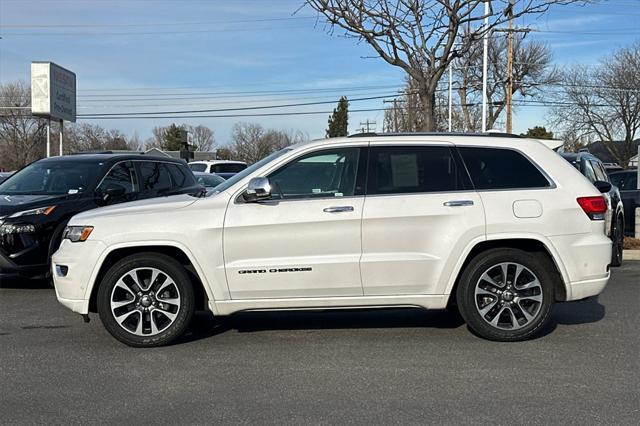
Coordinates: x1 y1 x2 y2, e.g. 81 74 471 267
443 200 474 207
323 206 354 213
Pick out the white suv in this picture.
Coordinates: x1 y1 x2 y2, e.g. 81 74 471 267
52 134 612 347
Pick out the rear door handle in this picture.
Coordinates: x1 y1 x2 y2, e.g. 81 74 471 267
323 206 354 213
443 200 474 207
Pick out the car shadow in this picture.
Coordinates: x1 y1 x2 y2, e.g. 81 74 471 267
0 277 52 289
177 308 466 344
179 297 606 344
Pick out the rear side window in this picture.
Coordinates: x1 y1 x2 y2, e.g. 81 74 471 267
167 163 196 188
138 162 172 192
213 163 246 173
189 163 207 172
367 146 470 195
459 147 550 190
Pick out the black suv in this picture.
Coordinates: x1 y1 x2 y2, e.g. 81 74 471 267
560 151 624 265
0 153 202 280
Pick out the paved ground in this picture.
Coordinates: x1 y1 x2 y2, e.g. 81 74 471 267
1 263 639 425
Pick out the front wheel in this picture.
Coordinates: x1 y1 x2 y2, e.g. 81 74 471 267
456 249 555 341
97 253 195 347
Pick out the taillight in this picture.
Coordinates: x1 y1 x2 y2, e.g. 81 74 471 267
577 196 607 220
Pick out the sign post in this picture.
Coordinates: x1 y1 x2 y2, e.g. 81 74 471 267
31 62 76 157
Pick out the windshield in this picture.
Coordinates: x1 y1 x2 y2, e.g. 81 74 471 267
195 174 225 188
211 149 291 195
189 163 207 172
0 161 101 195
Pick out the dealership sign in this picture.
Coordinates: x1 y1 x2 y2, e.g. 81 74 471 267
31 62 76 122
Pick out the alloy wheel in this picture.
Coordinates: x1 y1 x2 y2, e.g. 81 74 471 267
109 267 181 336
474 262 543 330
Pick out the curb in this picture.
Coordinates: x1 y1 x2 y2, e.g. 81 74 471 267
623 250 640 261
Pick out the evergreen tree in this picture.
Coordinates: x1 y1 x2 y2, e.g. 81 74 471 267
326 97 349 137
521 126 554 140
162 124 185 150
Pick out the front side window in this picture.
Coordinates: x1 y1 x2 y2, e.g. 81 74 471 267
98 162 137 194
138 162 172 192
610 172 637 190
167 163 196 188
582 160 597 183
591 161 608 182
368 146 469 195
459 147 550 190
268 148 361 199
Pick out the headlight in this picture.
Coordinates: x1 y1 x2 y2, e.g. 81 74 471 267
9 206 56 218
63 226 94 242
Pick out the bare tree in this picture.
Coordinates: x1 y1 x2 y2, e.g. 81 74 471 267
185 124 215 151
457 33 559 131
229 122 307 164
65 123 138 153
384 33 556 133
0 81 47 170
550 43 640 168
306 0 584 131
144 126 166 150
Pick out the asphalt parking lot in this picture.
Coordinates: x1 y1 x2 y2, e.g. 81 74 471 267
1 263 639 425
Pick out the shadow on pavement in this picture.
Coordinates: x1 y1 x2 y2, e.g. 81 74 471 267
180 297 606 344
178 308 466 344
0 277 52 289
551 296 605 326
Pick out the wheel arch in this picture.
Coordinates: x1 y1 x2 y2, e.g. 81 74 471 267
87 243 213 313
445 236 569 306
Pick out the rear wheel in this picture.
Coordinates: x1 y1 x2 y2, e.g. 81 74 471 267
610 214 624 267
97 253 195 347
456 248 555 341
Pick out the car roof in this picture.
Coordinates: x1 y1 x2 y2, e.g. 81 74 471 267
37 153 187 165
559 151 603 162
287 132 555 152
189 160 246 165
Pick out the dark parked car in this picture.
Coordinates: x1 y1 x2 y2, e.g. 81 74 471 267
0 153 203 280
609 170 639 237
560 151 625 266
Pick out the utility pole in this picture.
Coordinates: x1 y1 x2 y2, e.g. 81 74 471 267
505 0 515 134
359 119 376 133
482 0 490 133
448 60 453 132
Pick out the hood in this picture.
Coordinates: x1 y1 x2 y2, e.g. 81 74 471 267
70 193 198 223
0 193 71 217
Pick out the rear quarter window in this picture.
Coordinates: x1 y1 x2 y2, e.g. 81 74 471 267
459 147 550 190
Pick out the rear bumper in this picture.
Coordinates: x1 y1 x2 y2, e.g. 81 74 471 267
549 231 611 301
565 272 610 301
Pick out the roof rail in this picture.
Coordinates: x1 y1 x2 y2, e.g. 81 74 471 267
347 131 522 139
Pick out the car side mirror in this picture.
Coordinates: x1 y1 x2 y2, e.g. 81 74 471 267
594 180 612 194
96 184 126 204
243 177 272 202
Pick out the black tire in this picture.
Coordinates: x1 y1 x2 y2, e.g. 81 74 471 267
97 253 195 347
456 248 555 342
610 214 624 267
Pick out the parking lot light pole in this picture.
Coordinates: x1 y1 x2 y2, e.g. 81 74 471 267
59 119 64 156
482 0 490 133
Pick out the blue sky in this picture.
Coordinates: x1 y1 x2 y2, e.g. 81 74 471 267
1 0 639 147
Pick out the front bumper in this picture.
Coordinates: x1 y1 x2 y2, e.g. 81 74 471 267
51 239 106 315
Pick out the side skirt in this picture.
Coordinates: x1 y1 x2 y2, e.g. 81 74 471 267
210 294 449 316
